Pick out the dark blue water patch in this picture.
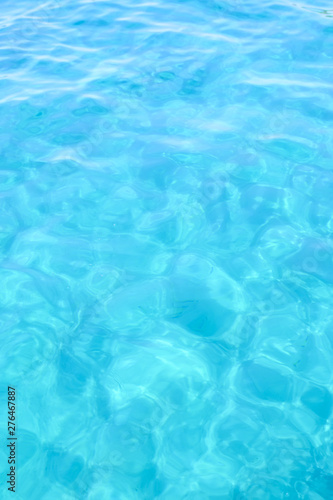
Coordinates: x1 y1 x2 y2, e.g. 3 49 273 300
301 385 333 420
239 361 293 402
45 447 85 490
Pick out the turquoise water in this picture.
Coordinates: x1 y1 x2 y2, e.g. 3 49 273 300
1 0 333 498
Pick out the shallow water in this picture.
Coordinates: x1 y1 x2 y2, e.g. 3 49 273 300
1 0 333 498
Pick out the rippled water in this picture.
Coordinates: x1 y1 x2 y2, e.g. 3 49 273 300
1 0 333 498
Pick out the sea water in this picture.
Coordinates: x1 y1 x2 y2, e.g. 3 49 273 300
0 0 333 498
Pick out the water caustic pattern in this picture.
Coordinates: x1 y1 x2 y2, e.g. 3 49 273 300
0 0 333 498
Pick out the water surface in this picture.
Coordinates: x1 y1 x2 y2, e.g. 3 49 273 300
1 0 333 498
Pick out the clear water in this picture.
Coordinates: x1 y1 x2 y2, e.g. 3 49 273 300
1 0 333 498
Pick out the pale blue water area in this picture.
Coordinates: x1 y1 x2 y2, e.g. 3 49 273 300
0 0 333 498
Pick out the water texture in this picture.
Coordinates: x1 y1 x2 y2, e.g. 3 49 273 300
0 0 333 498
